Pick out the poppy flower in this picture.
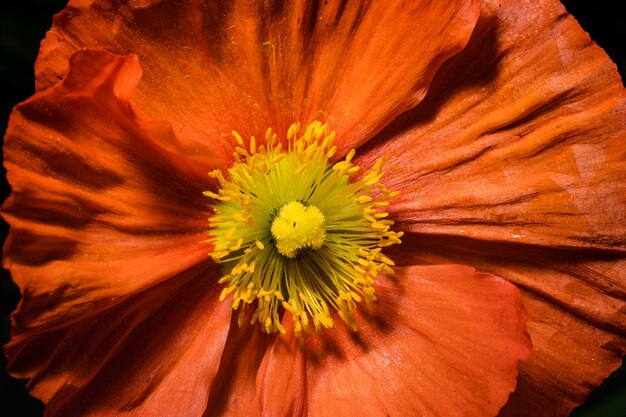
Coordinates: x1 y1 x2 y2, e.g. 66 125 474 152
2 0 625 416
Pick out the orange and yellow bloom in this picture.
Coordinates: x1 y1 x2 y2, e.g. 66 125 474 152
2 1 625 417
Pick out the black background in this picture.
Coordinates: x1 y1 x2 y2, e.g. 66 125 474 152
1 1 625 415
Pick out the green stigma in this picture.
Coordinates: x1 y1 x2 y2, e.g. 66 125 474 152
204 121 403 336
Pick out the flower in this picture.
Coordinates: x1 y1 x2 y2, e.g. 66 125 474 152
2 1 625 417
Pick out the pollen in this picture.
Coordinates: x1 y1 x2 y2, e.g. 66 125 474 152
205 121 403 337
271 201 326 258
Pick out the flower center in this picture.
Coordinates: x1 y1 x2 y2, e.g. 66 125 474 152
271 201 326 258
204 121 402 336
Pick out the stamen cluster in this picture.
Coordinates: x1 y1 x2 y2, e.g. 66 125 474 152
205 122 402 336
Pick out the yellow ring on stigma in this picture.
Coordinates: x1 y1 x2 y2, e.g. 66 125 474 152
204 121 403 336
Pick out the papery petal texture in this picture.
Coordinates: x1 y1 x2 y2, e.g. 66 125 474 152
251 317 306 417
35 0 480 156
357 0 626 250
3 50 214 336
203 313 274 417
251 266 531 417
353 0 626 414
3 49 236 416
6 265 232 417
387 235 626 417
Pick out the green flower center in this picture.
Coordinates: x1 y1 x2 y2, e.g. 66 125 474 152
204 121 402 336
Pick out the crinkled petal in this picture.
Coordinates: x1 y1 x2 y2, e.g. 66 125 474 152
2 50 213 334
387 234 626 417
357 0 626 250
5 264 232 417
36 0 480 155
203 311 275 417
253 265 531 417
250 316 306 417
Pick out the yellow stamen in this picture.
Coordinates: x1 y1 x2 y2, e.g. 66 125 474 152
205 121 402 336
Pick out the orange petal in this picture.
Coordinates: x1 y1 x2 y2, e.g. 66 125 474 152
3 50 214 334
389 234 626 417
263 265 530 417
36 0 479 154
251 316 307 417
356 0 626 250
5 265 232 416
203 310 275 417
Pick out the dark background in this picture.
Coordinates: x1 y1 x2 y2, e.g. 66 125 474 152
1 0 624 415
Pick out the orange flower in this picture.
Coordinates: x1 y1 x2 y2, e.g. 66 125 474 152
2 1 625 417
